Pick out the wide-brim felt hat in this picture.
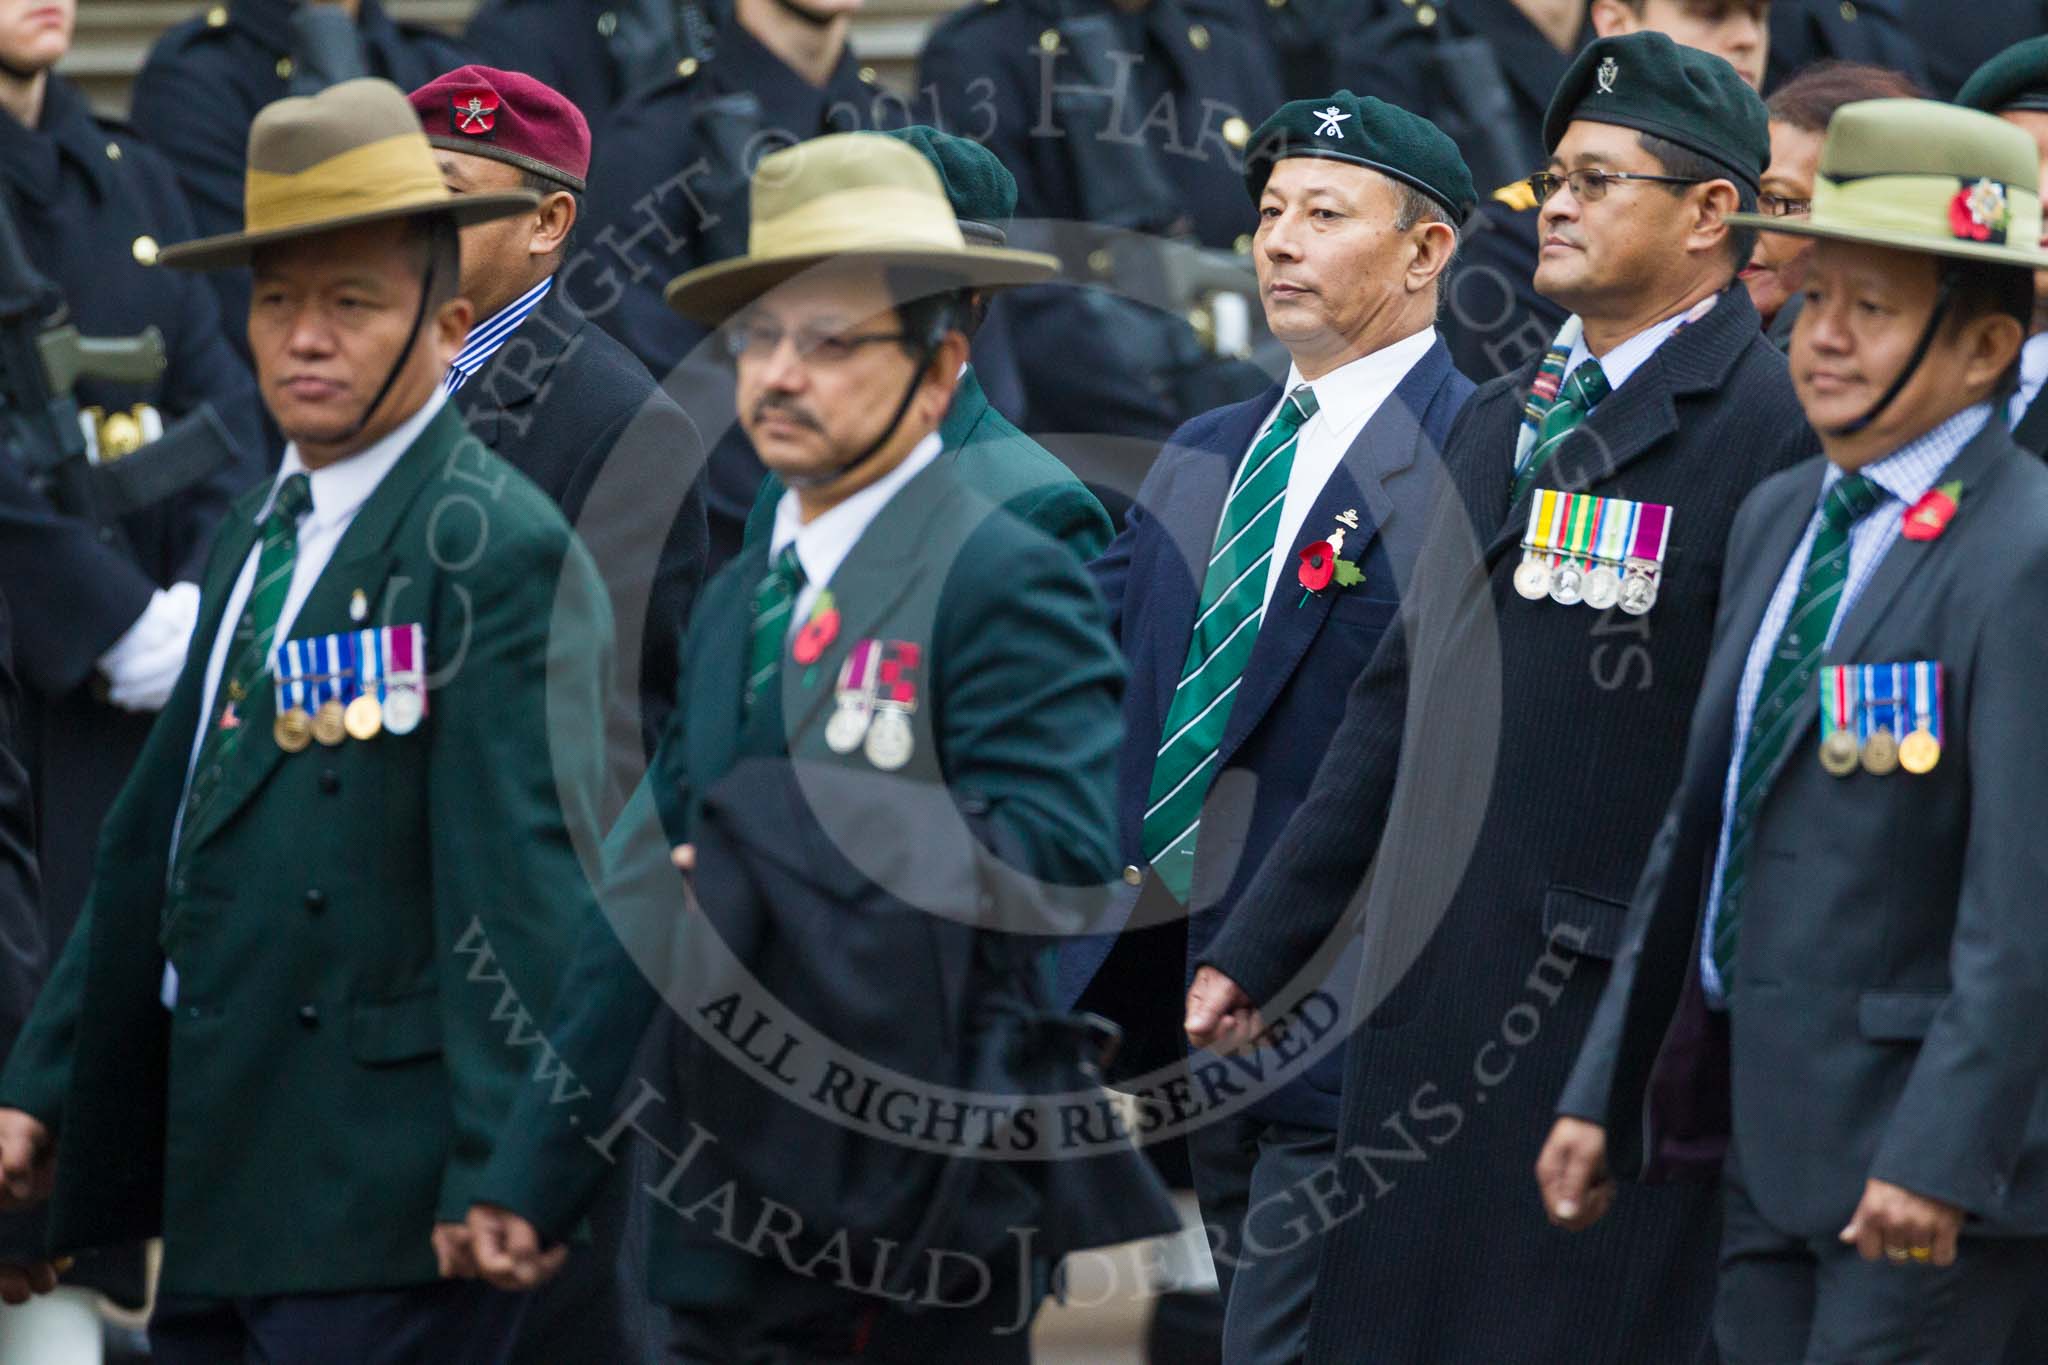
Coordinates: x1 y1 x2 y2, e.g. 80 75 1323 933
1727 100 2048 270
158 77 538 271
663 133 1058 326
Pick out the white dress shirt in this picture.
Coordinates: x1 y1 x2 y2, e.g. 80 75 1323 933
769 432 944 635
1561 304 1696 397
1697 402 1992 1006
164 389 447 1007
1246 325 1437 606
2010 331 2048 428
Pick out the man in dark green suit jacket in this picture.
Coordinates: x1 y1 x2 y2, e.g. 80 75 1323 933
0 81 612 1364
739 126 1113 564
465 131 1176 1362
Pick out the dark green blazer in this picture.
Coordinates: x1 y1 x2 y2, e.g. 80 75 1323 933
0 403 614 1297
740 367 1114 562
476 446 1124 1307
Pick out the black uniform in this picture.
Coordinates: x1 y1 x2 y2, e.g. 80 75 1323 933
0 597 46 1270
455 283 709 766
131 0 471 364
1902 0 2048 99
465 0 715 123
918 0 1283 480
575 11 905 561
1339 0 1584 198
1765 0 1927 94
0 72 263 1308
1438 184 1566 386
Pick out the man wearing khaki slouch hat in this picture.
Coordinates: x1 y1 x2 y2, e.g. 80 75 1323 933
0 78 615 1364
1545 99 2048 1362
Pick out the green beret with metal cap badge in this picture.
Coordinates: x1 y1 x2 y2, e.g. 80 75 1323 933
884 125 1018 245
1542 32 1769 191
1244 90 1477 221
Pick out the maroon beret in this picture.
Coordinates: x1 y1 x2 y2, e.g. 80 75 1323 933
409 65 591 194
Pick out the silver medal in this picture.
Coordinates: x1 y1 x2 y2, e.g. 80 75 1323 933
383 683 424 735
1549 559 1585 607
863 707 914 771
1513 552 1551 600
1618 573 1657 616
1582 564 1622 611
825 699 871 754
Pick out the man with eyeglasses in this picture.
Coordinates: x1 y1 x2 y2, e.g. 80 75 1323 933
1441 0 1773 382
1185 33 1814 1363
461 132 1177 1362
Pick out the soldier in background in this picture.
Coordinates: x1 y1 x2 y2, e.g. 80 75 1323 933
132 0 472 370
1901 0 2048 100
1957 37 2048 456
1763 0 1923 92
465 0 719 125
917 0 1283 500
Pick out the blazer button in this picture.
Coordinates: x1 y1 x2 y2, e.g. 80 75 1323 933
1122 865 1145 887
303 888 327 914
297 1003 320 1029
319 770 341 794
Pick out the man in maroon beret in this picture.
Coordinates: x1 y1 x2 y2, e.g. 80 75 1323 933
409 64 707 774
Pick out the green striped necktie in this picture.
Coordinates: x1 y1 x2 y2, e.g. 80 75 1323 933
1712 472 1883 984
1514 361 1611 501
184 472 313 826
745 544 805 718
1140 384 1318 901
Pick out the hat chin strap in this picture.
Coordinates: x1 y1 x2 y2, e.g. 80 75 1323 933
331 252 440 447
1824 275 1954 439
779 341 938 492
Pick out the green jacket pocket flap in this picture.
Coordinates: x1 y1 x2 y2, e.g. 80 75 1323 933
349 991 442 1064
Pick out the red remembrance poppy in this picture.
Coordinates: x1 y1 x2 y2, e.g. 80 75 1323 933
1902 481 1961 542
792 608 840 666
1297 541 1336 592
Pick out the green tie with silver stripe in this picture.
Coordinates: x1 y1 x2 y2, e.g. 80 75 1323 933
1141 385 1318 901
1711 472 1883 985
183 472 312 828
745 544 805 718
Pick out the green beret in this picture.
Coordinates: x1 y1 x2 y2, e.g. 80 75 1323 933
1958 36 2048 115
884 125 1016 245
1543 32 1769 191
1244 90 1476 220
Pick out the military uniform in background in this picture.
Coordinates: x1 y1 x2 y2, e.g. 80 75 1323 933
918 0 1284 497
131 0 472 365
1901 0 2048 99
1765 0 1926 93
465 0 720 124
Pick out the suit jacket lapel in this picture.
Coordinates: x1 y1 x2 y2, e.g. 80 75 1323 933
1218 346 1449 760
692 546 765 784
183 405 468 851
456 287 578 449
940 368 992 451
1486 288 1761 561
1148 386 1278 728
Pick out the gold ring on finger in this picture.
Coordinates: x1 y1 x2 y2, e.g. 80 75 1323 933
1911 1246 1933 1262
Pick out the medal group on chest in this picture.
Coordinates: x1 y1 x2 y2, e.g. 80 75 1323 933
1515 487 1673 615
260 623 429 754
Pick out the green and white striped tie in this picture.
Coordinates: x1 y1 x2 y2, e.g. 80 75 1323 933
744 544 805 718
1140 385 1318 901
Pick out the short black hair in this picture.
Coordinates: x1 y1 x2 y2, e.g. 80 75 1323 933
405 213 463 310
1941 258 2034 396
518 169 582 258
1637 132 1759 271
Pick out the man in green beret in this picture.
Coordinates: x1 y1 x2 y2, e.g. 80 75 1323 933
1959 36 2048 454
1544 96 2048 1363
739 125 1114 565
0 78 613 1362
1187 32 1815 1363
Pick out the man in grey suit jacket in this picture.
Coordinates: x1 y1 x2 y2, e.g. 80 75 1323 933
1540 99 2048 1363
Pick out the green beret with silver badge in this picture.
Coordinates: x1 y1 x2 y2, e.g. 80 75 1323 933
1243 90 1477 221
1542 31 1769 191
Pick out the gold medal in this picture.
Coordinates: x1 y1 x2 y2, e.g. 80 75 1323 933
312 700 347 747
1819 729 1860 777
274 708 313 753
1898 728 1940 775
1861 727 1899 776
344 694 383 741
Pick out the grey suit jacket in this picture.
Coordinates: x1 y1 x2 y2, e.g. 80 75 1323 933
1561 418 2048 1240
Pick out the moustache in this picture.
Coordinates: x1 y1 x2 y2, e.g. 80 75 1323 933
751 395 825 433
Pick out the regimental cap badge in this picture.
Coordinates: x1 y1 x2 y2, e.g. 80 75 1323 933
452 91 500 137
1596 57 1619 95
1313 105 1351 139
